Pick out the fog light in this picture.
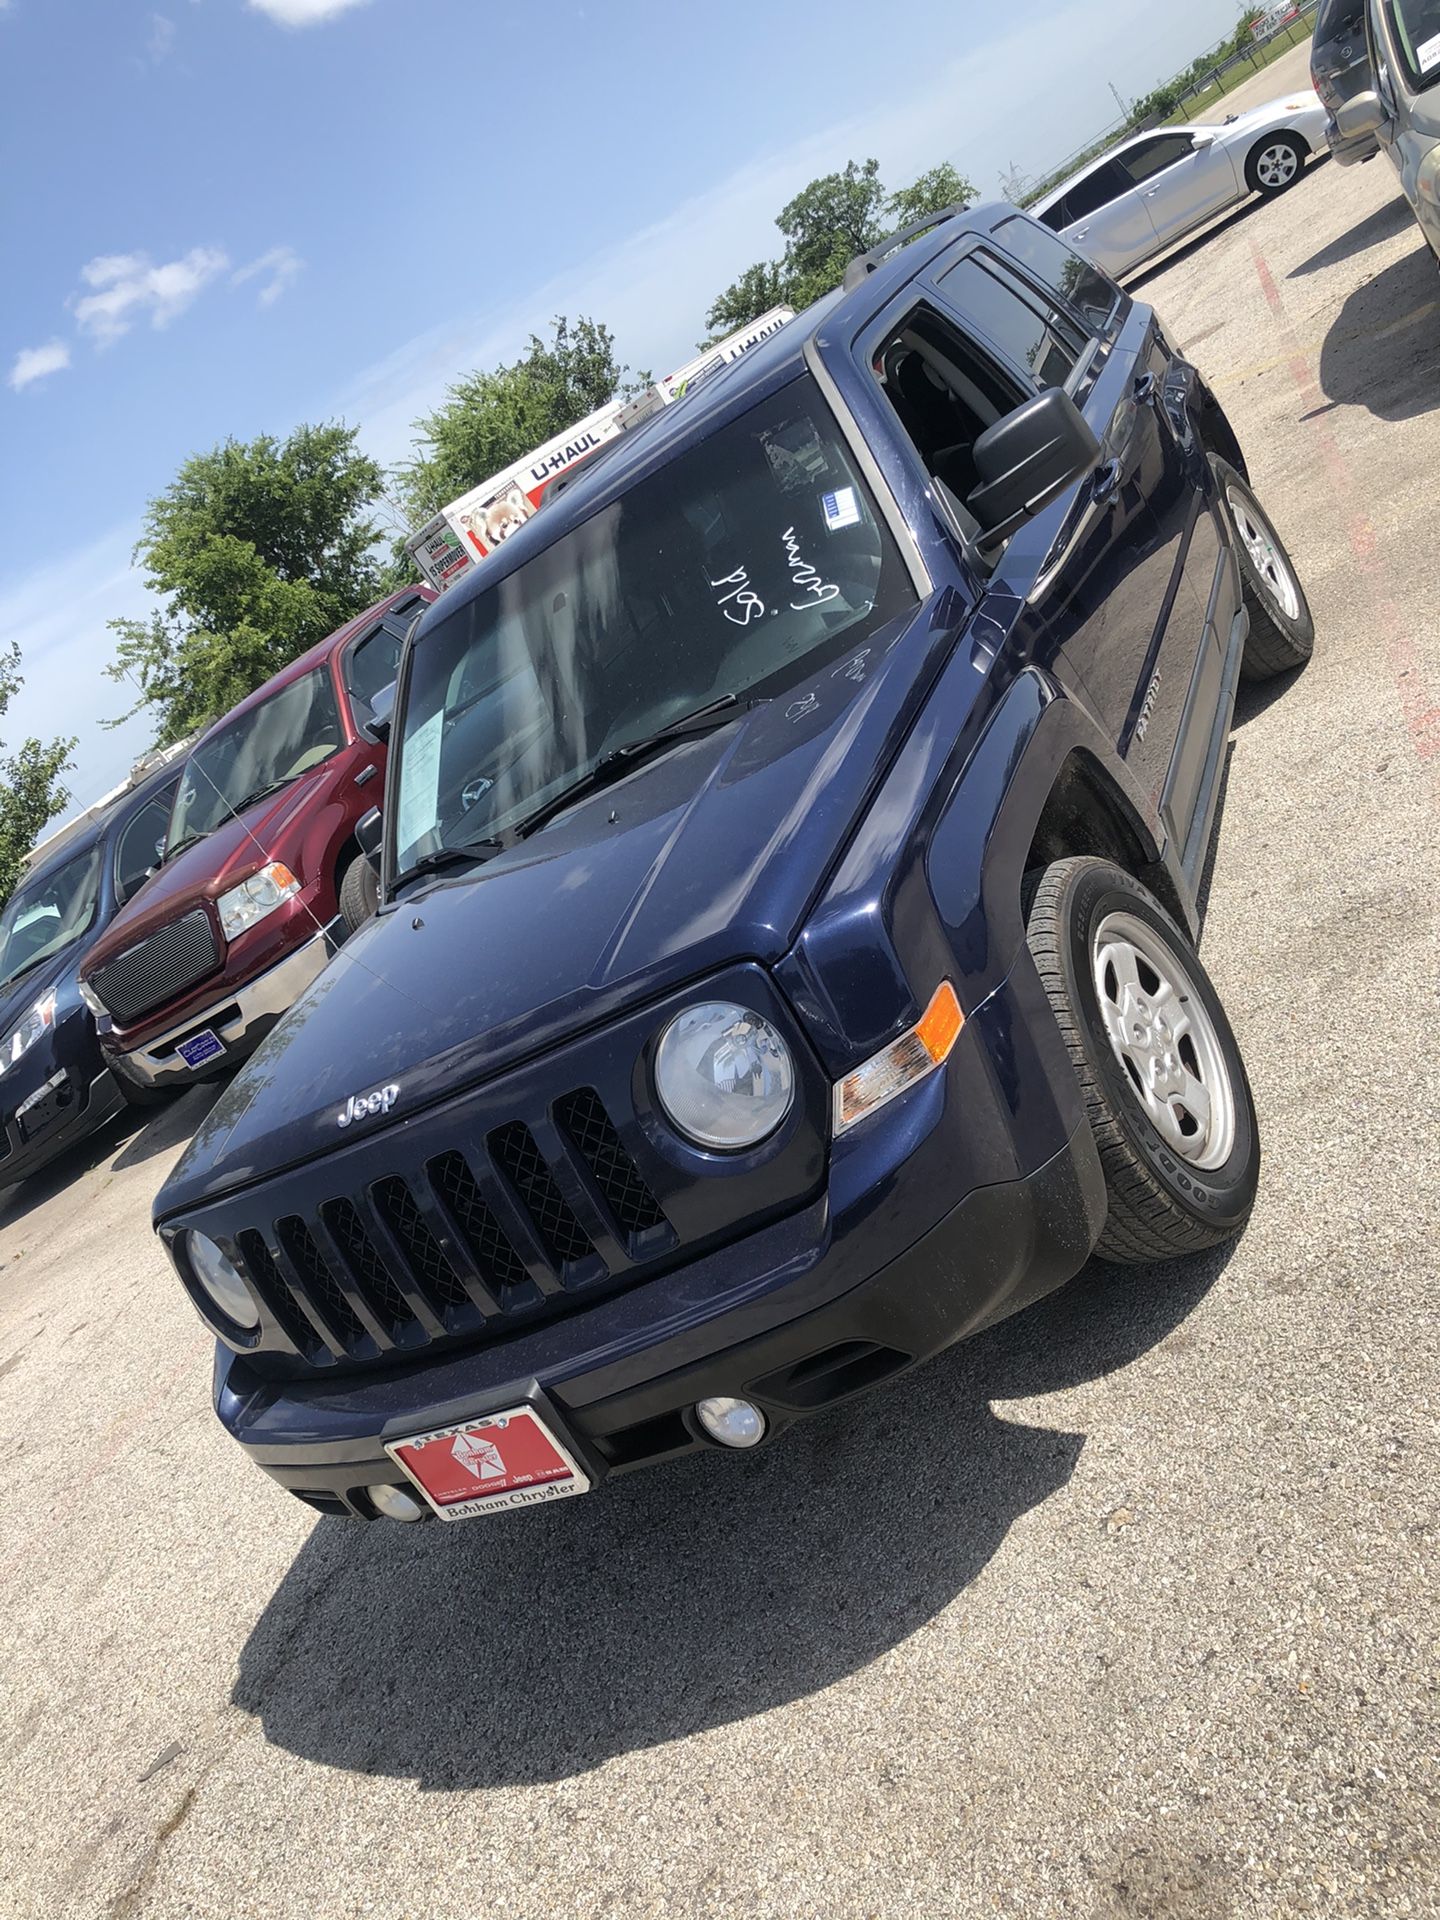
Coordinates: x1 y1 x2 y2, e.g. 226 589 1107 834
695 1396 766 1449
368 1482 426 1522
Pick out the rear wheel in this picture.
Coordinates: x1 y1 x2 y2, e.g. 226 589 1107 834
1026 858 1260 1265
1212 456 1314 681
339 855 379 932
1246 132 1306 196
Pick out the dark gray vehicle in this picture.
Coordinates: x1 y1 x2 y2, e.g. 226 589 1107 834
1312 0 1379 162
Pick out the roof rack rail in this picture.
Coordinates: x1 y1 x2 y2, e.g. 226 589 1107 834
841 203 970 292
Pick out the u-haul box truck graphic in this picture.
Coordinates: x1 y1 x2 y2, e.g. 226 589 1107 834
408 308 797 592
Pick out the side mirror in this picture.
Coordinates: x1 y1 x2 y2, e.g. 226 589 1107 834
1192 129 1217 149
966 388 1102 543
361 681 397 745
355 807 383 863
1336 91 1386 140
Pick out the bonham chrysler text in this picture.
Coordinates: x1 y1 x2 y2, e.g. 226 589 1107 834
153 203 1313 1525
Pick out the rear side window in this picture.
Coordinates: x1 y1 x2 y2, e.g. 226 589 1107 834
1315 0 1366 39
1050 158 1132 227
935 253 1086 391
113 787 177 905
991 217 1120 333
1118 133 1197 185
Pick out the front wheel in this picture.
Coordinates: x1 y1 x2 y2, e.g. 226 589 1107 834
339 856 380 933
1026 858 1260 1265
1246 132 1306 196
1212 456 1314 681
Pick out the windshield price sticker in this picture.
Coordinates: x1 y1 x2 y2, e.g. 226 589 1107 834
395 708 444 864
822 486 861 532
1418 32 1440 71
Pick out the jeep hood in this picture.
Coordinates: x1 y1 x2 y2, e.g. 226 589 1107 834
159 596 969 1215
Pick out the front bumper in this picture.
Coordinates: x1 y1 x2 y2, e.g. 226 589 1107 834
109 919 342 1090
0 1062 125 1188
216 973 1108 1517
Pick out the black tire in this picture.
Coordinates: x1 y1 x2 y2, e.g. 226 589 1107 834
1026 857 1260 1265
1245 131 1306 197
339 855 379 932
1211 456 1314 682
117 1072 169 1110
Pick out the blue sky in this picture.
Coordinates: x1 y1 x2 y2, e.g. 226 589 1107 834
1 0 1249 815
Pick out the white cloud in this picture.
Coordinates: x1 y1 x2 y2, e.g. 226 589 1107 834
8 341 71 392
232 245 304 306
247 0 372 25
146 12 176 61
72 246 230 343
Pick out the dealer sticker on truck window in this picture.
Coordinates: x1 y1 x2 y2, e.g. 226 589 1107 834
385 1406 592 1521
822 486 861 532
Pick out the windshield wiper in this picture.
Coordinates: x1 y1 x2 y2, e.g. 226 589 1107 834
390 840 507 892
230 776 299 815
162 830 211 864
0 949 63 994
512 695 746 842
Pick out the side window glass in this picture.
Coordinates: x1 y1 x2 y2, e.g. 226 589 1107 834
992 216 1119 333
114 790 175 904
871 303 1024 529
1119 134 1197 185
1060 160 1130 224
935 255 1085 391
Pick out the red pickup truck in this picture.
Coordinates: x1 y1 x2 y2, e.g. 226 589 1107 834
79 588 431 1092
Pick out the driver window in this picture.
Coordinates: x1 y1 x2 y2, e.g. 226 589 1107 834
1119 134 1197 184
114 789 176 904
873 303 1024 528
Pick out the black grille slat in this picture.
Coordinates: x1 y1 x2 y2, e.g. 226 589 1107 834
556 1088 667 1236
276 1217 368 1354
91 909 219 1025
428 1152 531 1295
236 1229 321 1358
371 1176 470 1311
323 1198 415 1329
488 1121 593 1266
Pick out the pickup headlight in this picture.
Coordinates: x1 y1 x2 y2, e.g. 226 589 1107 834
216 863 299 942
654 1002 795 1150
0 992 57 1076
184 1230 260 1331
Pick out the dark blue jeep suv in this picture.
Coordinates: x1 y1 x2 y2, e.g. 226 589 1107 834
154 203 1313 1524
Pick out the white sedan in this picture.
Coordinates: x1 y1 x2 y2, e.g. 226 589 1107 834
1031 93 1330 275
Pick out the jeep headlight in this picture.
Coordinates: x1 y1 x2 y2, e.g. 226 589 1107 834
184 1230 260 1331
0 992 56 1076
216 862 299 942
653 1002 795 1150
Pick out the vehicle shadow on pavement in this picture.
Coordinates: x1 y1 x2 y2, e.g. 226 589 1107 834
1287 191 1414 278
110 1080 226 1173
232 1244 1231 1789
1317 244 1440 421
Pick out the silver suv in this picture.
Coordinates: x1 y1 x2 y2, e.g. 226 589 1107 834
1312 0 1379 162
1337 0 1440 254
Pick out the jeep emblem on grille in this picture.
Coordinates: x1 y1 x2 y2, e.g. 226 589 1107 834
336 1083 400 1129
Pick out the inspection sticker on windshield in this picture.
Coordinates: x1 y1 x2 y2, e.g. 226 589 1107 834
386 1406 591 1521
176 1029 224 1070
822 485 861 532
1418 32 1440 71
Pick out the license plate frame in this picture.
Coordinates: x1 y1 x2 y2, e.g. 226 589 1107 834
175 1028 225 1071
384 1403 592 1522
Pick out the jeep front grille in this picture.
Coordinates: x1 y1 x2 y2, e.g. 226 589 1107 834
225 1087 674 1366
90 908 220 1025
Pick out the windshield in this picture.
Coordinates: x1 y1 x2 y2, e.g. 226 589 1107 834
166 666 343 853
0 845 101 992
1385 0 1440 88
392 376 916 872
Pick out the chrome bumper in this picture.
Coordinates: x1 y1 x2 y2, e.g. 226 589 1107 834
114 918 342 1089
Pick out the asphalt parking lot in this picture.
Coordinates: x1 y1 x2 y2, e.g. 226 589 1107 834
3 53 1438 1920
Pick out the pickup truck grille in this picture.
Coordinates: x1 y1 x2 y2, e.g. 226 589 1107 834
223 1088 676 1366
91 909 220 1025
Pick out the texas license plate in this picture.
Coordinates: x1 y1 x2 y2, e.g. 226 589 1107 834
175 1029 225 1070
385 1406 591 1522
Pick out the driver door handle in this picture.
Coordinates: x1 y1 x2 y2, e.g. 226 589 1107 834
1133 371 1158 405
1092 458 1123 504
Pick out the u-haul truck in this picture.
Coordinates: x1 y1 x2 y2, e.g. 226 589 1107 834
404 307 795 593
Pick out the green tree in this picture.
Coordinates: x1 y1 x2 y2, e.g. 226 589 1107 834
885 162 977 231
0 642 74 906
396 316 637 531
106 423 385 744
705 157 975 339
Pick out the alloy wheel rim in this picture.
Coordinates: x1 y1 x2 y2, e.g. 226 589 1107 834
1225 482 1301 621
1091 910 1237 1171
1257 143 1299 187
